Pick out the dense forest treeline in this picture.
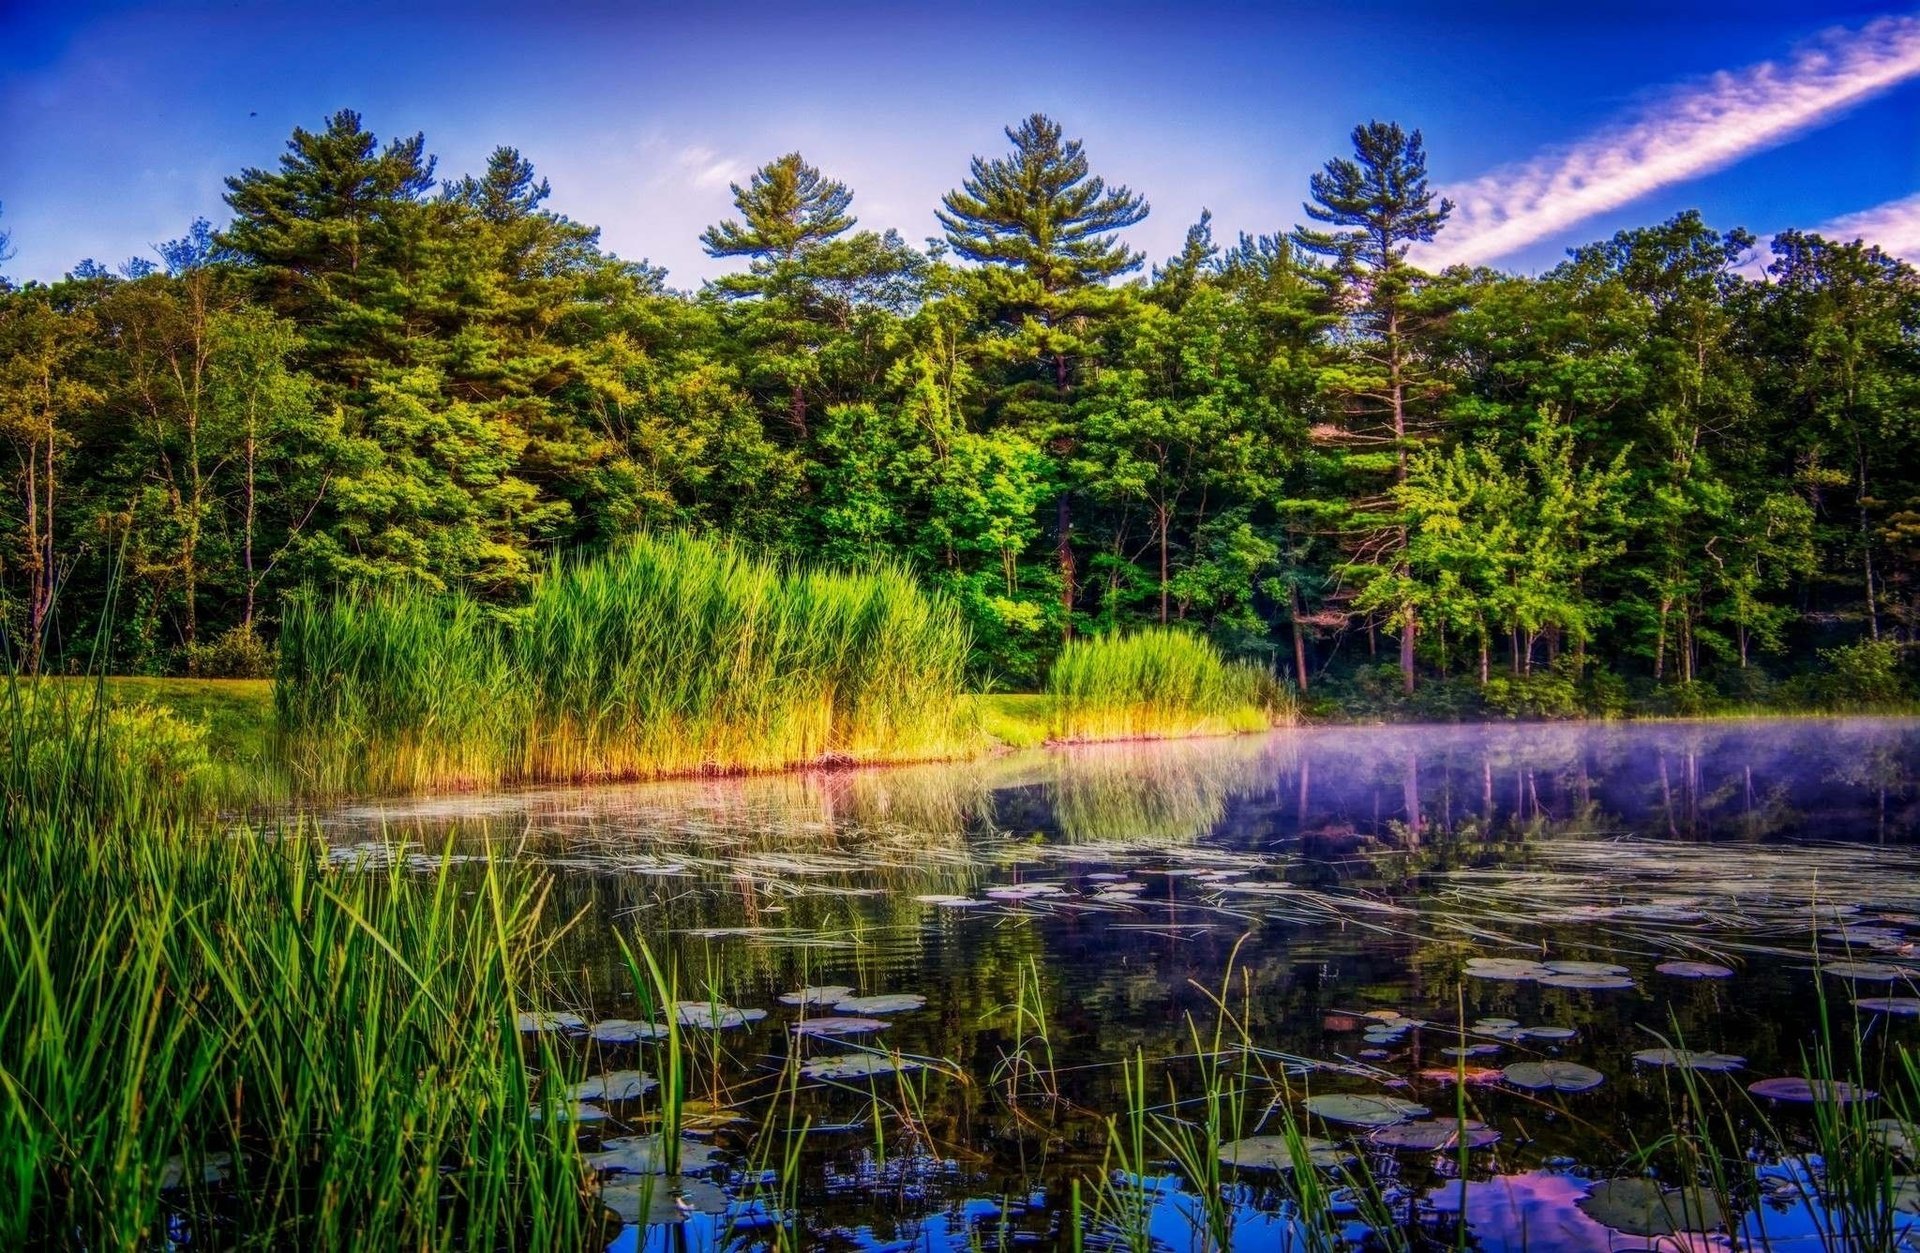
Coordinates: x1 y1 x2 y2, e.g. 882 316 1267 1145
2 109 1917 713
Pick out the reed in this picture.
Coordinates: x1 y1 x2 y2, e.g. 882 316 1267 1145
1045 628 1292 743
275 531 975 794
0 690 594 1248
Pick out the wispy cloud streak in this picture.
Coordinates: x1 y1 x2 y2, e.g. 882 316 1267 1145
1423 14 1920 269
1813 191 1920 260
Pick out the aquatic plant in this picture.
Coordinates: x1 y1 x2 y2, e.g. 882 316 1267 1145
275 531 975 793
1045 627 1292 742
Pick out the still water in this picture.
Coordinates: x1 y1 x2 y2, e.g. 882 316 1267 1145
324 718 1920 1251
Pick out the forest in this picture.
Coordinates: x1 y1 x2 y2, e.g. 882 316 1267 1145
2 109 1916 717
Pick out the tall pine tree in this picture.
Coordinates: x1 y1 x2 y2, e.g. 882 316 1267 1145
937 113 1148 639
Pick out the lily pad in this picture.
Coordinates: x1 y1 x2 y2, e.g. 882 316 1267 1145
790 1016 888 1037
1543 960 1629 977
1632 1048 1745 1072
1503 1061 1606 1092
801 1052 922 1081
832 993 926 1015
1516 1025 1577 1042
568 1070 657 1101
1824 961 1913 981
1217 1134 1355 1171
531 1099 607 1123
673 1002 767 1030
1535 971 1636 990
1656 961 1735 979
587 1135 723 1176
1302 1093 1430 1127
1418 1066 1504 1085
777 986 854 1007
1855 997 1920 1015
1463 957 1551 981
1577 1177 1724 1237
599 1175 728 1225
588 1019 670 1044
1748 1077 1876 1103
515 1011 586 1033
1371 1118 1500 1151
1474 1017 1519 1030
1869 1119 1918 1155
1441 1044 1502 1058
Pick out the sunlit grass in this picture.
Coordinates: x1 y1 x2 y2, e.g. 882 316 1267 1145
1046 628 1293 742
275 531 976 794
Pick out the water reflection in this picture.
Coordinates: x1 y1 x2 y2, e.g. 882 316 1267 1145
318 718 1920 1250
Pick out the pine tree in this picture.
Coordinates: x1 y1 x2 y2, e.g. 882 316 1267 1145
1292 121 1453 694
937 113 1148 639
701 153 855 262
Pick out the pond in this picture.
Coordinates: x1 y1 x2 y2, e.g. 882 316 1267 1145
321 718 1920 1251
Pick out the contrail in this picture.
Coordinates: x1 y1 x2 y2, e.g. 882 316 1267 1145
1422 14 1920 269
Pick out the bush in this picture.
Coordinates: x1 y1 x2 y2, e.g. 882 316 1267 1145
2 682 221 826
1813 639 1911 707
186 622 275 679
1481 668 1582 720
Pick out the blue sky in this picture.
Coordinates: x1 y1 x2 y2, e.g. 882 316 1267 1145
3 0 1918 285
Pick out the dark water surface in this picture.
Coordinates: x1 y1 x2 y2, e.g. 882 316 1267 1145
322 718 1920 1251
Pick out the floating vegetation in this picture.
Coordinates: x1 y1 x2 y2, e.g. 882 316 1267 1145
832 993 925 1014
1856 997 1920 1016
1301 1093 1430 1127
790 1016 888 1037
1216 1135 1355 1171
514 1010 585 1033
1632 1048 1746 1072
1823 961 1915 981
800 1052 922 1081
1657 960 1735 978
1748 1077 1877 1103
1577 1178 1724 1237
1372 1118 1500 1151
585 1135 723 1176
1502 1061 1606 1092
778 986 855 1007
672 1002 766 1030
566 1071 656 1101
588 1019 670 1043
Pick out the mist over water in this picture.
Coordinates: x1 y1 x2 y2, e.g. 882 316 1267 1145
325 718 1920 1249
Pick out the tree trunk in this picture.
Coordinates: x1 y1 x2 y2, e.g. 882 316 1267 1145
1057 491 1074 644
1157 503 1169 626
1399 603 1416 696
1289 584 1310 695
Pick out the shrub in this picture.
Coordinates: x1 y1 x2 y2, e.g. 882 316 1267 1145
185 622 275 679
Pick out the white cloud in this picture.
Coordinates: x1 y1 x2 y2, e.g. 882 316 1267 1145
673 145 746 191
1813 190 1920 260
1422 14 1920 269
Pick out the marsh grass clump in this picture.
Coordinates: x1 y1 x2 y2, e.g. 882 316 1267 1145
0 686 594 1249
1046 628 1290 742
275 531 974 793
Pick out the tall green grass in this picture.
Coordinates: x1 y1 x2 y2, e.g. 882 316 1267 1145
0 678 594 1249
1046 628 1291 742
276 531 975 794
